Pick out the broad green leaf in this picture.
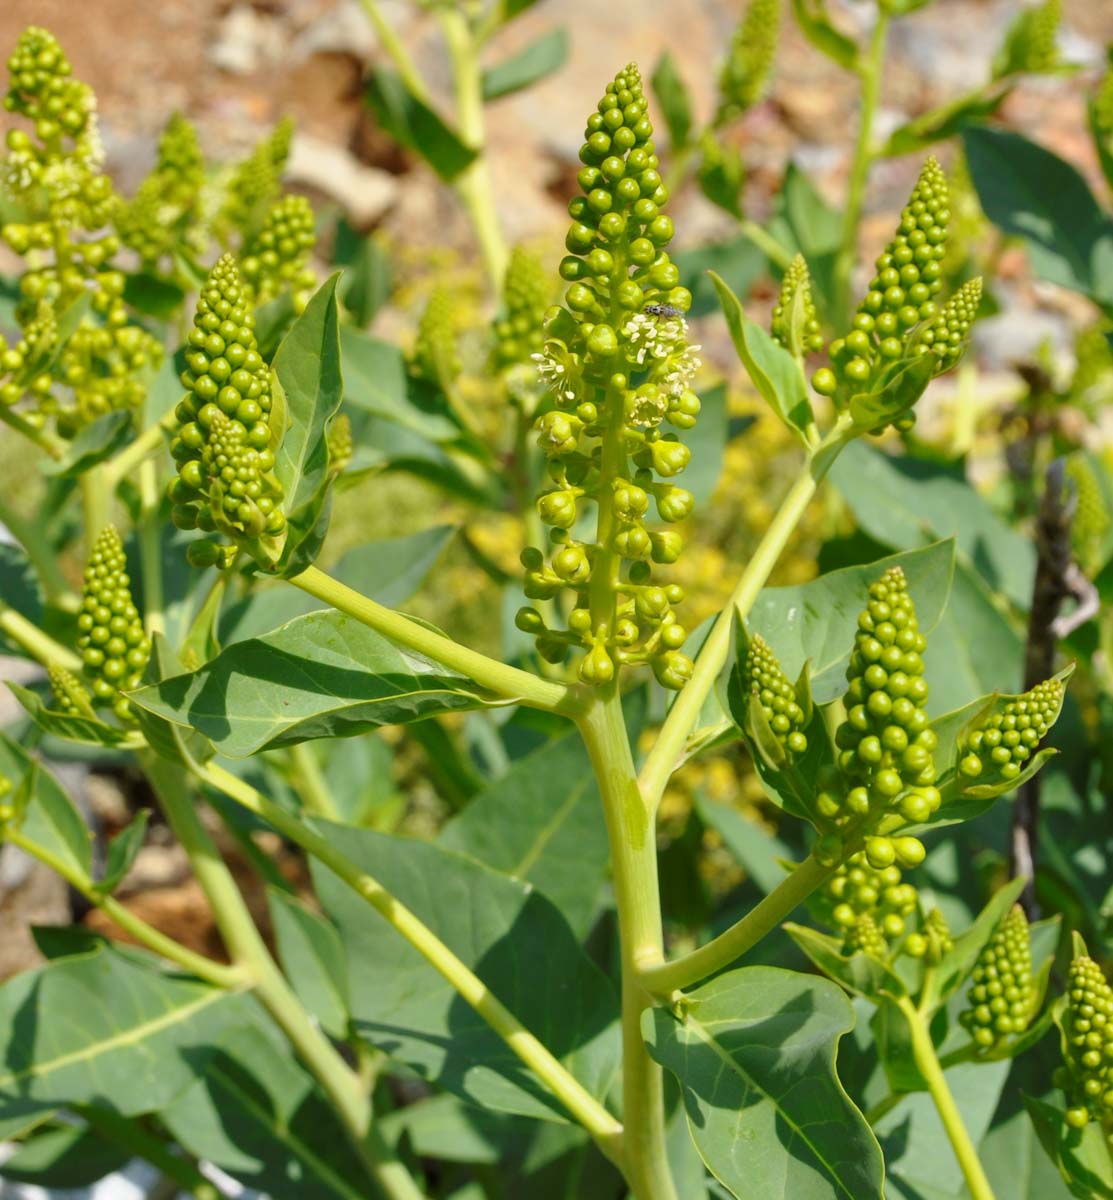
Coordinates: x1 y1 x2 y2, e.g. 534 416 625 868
128 610 501 757
710 271 813 440
365 68 477 182
97 809 149 895
784 923 907 1001
333 219 392 327
42 411 133 478
256 292 297 360
8 683 134 749
675 235 766 319
128 634 215 767
0 731 91 880
748 540 956 704
685 382 728 506
644 966 884 1199
698 134 746 220
122 271 185 321
311 823 620 1121
963 127 1113 306
0 944 239 1118
696 796 794 897
0 1122 129 1188
831 440 1035 608
439 714 609 938
273 275 344 574
221 525 456 644
321 731 406 828
847 355 934 433
482 28 568 101
162 1019 377 1200
378 1092 532 1164
1025 1094 1113 1199
791 0 858 69
651 51 694 150
767 164 840 316
269 889 351 1040
0 542 43 639
882 84 1013 158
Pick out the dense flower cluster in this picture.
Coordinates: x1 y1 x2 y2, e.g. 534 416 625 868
959 677 1064 784
904 906 953 962
521 64 700 689
1059 955 1113 1130
76 527 150 722
48 662 96 719
492 246 551 374
822 850 919 951
218 117 294 241
716 0 781 122
411 287 461 390
994 0 1061 78
241 194 317 308
771 253 824 358
168 255 286 567
960 905 1033 1051
738 634 807 759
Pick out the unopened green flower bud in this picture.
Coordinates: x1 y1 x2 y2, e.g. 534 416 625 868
740 634 808 759
716 0 780 122
960 904 1032 1052
771 253 824 358
959 676 1064 786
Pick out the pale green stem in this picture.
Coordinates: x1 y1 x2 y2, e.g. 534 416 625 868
639 416 855 811
0 405 64 459
195 758 626 1167
103 417 171 493
639 852 835 996
579 695 677 1200
142 754 425 1200
138 458 165 638
0 496 76 609
899 995 996 1200
6 828 246 990
288 563 584 717
80 466 111 554
0 603 81 671
358 0 431 102
738 216 795 273
439 6 509 294
288 742 340 820
832 13 890 327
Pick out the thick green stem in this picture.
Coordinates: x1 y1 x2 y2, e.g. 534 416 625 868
138 458 165 638
639 417 854 810
0 603 81 671
289 563 584 716
288 742 340 820
738 216 795 273
639 852 835 995
579 696 677 1200
899 996 995 1200
358 0 431 102
142 754 423 1200
439 7 509 293
832 13 889 327
80 465 111 552
194 758 625 1166
0 405 64 459
6 828 246 990
103 417 171 492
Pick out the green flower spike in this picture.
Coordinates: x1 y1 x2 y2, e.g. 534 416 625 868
219 116 294 241
912 276 982 374
740 634 807 758
829 566 939 842
412 287 461 391
994 0 1060 79
1066 455 1110 575
327 412 353 476
48 663 97 720
523 63 700 690
845 912 888 960
76 526 151 723
241 194 317 309
771 253 824 359
812 158 951 426
958 676 1064 784
493 245 551 374
1060 954 1113 1131
959 904 1032 1051
716 0 781 123
168 254 286 567
823 850 919 950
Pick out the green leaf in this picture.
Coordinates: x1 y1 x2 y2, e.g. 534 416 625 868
696 796 794 896
1089 96 1113 196
128 634 215 767
162 1018 378 1200
697 134 746 220
748 540 956 704
784 924 907 1002
766 165 841 316
685 382 728 506
644 966 884 1199
255 292 297 360
312 824 620 1121
378 1092 529 1164
333 219 392 327
272 274 344 574
97 809 149 895
1025 1094 1113 1199
129 610 502 758
651 51 694 150
675 236 766 319
439 714 609 939
0 1122 129 1188
0 944 239 1119
0 731 91 881
268 889 350 1040
847 354 935 432
790 0 858 69
364 68 477 182
710 271 813 442
881 84 1013 157
7 683 134 749
42 411 133 478
481 28 569 101
0 542 43 640
221 526 455 645
322 731 406 827
963 127 1113 306
122 271 186 321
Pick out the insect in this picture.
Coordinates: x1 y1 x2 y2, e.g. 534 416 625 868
643 303 684 319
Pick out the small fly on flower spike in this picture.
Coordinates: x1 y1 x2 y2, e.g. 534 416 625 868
643 302 685 318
